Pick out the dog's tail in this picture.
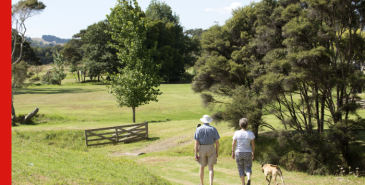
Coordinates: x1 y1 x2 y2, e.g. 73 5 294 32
278 169 285 185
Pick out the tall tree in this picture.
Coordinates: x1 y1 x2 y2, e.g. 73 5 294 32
192 4 266 137
80 20 120 80
106 0 162 123
145 0 200 82
193 0 365 173
12 0 46 126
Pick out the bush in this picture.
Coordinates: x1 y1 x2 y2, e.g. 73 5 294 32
41 74 60 85
181 72 194 82
27 71 35 78
29 76 40 82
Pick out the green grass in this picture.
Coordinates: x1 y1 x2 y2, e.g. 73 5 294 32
12 83 365 184
13 84 220 131
12 130 170 184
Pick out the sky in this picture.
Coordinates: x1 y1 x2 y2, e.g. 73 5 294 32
12 0 257 39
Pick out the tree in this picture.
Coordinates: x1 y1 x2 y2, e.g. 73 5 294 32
12 30 41 65
61 42 82 65
192 4 265 137
80 20 120 80
12 0 46 126
193 0 365 173
34 45 63 64
50 49 67 85
145 0 200 82
106 0 162 123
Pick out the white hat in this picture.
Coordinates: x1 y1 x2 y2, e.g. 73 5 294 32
200 115 212 123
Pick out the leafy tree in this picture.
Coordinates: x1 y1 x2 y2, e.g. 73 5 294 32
34 45 63 64
80 20 120 80
106 0 162 123
12 30 41 65
193 0 365 173
61 42 82 65
50 49 67 85
185 28 205 40
192 4 265 137
12 0 46 126
12 61 29 91
145 0 200 82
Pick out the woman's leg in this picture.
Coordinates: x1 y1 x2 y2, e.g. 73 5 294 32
240 175 245 185
243 152 253 185
236 152 246 185
246 172 251 185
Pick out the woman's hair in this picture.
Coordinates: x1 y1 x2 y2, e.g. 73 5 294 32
239 118 248 129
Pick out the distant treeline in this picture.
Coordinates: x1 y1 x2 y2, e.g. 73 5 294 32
42 35 70 44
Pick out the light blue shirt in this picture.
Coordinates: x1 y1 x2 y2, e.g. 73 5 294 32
194 123 220 145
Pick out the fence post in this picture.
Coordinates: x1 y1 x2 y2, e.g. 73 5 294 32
115 127 119 142
84 130 88 147
145 121 148 138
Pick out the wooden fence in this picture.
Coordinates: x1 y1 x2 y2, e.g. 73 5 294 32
343 98 365 109
84 122 148 147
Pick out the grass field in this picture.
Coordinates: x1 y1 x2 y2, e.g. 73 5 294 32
12 82 365 184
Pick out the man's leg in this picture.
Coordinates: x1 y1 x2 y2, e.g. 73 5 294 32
208 165 214 185
199 166 205 185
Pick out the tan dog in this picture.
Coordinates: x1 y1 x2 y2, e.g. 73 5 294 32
261 164 285 185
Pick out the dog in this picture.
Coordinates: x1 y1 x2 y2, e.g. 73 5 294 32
261 164 285 185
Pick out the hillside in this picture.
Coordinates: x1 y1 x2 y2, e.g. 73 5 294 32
29 37 65 47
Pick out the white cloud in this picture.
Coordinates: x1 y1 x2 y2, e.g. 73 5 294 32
204 2 242 14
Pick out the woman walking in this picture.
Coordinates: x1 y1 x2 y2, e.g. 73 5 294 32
232 118 255 185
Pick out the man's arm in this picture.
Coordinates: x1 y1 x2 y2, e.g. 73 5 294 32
195 140 199 161
215 139 219 158
251 139 255 160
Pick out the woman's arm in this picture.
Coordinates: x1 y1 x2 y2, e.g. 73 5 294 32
232 139 237 159
251 139 255 160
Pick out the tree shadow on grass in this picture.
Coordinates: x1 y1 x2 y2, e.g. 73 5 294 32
147 137 160 141
14 87 100 95
146 119 171 123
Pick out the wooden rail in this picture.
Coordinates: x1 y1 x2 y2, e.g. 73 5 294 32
84 122 148 147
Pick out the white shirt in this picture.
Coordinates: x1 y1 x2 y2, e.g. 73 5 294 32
232 130 255 152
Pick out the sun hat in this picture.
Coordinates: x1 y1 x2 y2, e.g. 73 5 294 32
200 115 212 123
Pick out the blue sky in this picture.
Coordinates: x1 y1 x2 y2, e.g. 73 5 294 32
12 0 257 39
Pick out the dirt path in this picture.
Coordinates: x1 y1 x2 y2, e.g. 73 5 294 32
110 135 193 156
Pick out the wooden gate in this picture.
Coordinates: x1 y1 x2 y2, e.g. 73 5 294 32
84 122 148 147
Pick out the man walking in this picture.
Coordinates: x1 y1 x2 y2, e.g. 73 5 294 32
194 115 220 185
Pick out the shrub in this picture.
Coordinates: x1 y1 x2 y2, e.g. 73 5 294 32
27 71 35 78
181 72 194 82
41 74 60 85
29 76 40 82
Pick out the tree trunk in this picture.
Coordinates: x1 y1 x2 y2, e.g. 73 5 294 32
77 71 80 82
132 107 135 123
12 101 16 126
98 75 100 82
84 71 86 82
320 90 325 134
22 108 39 124
315 86 320 134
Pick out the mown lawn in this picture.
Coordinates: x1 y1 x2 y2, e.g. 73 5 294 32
12 83 365 184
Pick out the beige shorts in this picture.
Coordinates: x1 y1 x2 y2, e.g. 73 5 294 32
197 144 217 167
